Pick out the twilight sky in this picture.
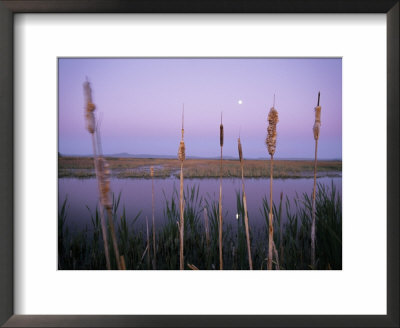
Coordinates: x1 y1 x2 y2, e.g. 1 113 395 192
58 58 342 159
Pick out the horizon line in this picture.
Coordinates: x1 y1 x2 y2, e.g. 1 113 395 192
58 152 342 161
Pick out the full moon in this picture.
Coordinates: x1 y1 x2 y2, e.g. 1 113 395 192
238 100 243 105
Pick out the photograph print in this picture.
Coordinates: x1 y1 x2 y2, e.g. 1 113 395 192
58 58 342 270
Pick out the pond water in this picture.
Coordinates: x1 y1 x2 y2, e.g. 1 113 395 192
59 176 341 234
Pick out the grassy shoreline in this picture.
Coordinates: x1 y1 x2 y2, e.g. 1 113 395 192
59 156 342 179
58 182 342 270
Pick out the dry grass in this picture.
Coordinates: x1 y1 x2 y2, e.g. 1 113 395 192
59 156 341 179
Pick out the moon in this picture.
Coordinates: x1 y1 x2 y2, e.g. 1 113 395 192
238 100 243 105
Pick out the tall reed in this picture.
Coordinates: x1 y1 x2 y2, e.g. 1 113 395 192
219 113 224 270
150 166 156 269
238 137 253 269
102 159 123 270
266 97 279 270
83 80 111 270
311 92 321 268
178 105 186 270
146 216 150 269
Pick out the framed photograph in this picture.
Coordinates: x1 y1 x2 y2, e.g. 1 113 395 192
0 1 398 327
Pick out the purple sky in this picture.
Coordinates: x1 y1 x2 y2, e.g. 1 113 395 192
58 58 342 159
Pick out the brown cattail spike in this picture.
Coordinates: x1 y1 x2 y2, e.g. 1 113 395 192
178 106 186 162
313 93 321 140
238 137 243 163
178 140 185 162
266 107 279 156
220 112 224 147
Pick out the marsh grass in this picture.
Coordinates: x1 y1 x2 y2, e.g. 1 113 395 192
58 182 341 270
58 157 342 179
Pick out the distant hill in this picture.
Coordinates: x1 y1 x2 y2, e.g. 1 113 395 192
107 153 239 160
59 152 341 161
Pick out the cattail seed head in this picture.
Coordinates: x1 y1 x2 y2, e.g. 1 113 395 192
178 140 185 161
266 107 279 156
83 81 96 134
313 122 320 140
87 102 96 112
178 107 185 162
150 166 154 177
220 124 224 147
313 106 321 140
238 137 243 162
314 105 321 123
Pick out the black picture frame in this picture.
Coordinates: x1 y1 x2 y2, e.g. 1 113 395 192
0 1 398 327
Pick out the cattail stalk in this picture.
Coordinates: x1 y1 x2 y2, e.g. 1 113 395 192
238 137 253 270
146 216 150 269
219 113 224 270
311 92 321 268
279 192 284 264
106 209 122 269
83 80 111 270
150 166 156 269
120 256 126 270
178 105 185 270
266 97 279 270
98 139 122 270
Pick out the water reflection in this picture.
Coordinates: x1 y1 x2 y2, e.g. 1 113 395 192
59 177 341 233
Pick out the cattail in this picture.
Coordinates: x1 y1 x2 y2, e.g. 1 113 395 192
150 166 156 269
219 112 224 270
120 256 126 270
97 156 123 270
83 81 96 134
238 137 243 163
311 92 321 268
83 80 111 270
266 96 279 270
104 181 122 270
98 155 122 270
98 158 112 209
178 141 185 162
220 117 224 147
178 105 185 270
238 137 253 269
266 108 279 156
